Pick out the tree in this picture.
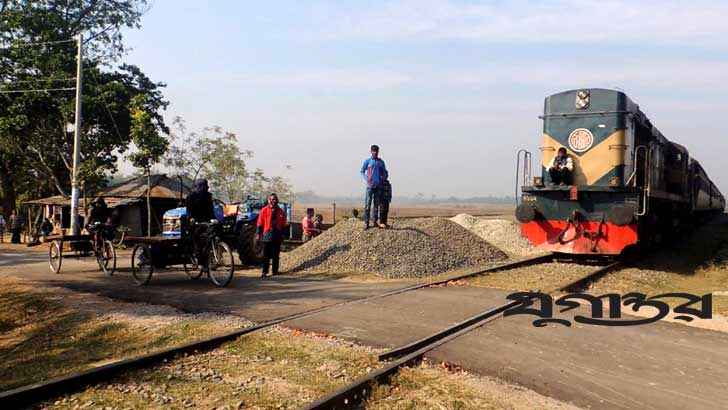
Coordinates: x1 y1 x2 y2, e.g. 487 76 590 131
128 94 168 236
165 122 295 204
0 1 166 212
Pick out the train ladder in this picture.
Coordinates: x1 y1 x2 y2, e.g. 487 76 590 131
515 149 532 206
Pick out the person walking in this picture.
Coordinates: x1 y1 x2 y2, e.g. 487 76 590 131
257 193 288 276
9 209 22 244
359 144 388 229
379 178 392 228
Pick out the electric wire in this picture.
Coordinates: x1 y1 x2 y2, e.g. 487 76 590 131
2 77 76 84
0 39 74 49
88 68 125 145
0 87 75 94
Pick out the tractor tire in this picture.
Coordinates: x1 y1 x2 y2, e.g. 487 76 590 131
237 223 264 265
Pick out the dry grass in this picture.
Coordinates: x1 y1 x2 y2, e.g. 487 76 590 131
464 262 598 293
41 327 381 409
294 204 513 223
0 281 237 392
365 360 582 410
590 215 728 316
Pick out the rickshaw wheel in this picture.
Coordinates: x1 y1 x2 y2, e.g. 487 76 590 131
208 242 234 287
131 244 153 285
183 257 203 279
98 240 117 276
49 241 62 274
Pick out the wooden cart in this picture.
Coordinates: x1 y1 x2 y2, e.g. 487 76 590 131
124 235 234 287
47 232 117 275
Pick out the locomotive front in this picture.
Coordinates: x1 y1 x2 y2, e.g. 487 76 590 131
516 89 642 255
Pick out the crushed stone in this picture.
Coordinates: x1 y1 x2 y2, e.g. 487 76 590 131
449 214 544 258
280 218 507 278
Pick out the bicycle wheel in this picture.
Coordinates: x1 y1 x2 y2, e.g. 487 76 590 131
183 256 203 279
49 241 62 273
131 244 153 285
208 241 234 287
97 240 117 275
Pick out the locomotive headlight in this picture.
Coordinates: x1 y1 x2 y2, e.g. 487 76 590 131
575 90 590 109
609 177 621 186
533 176 544 186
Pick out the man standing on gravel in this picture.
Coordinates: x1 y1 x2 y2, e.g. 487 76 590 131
359 145 388 229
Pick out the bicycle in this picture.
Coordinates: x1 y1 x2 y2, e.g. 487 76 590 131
48 222 116 275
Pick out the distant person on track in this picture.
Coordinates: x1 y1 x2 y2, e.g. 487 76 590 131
9 209 22 244
301 207 320 242
379 178 392 228
360 144 388 229
548 147 574 185
257 193 288 277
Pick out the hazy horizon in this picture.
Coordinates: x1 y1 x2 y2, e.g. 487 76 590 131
119 1 728 198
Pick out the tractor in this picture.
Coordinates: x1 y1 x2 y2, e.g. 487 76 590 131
162 195 292 265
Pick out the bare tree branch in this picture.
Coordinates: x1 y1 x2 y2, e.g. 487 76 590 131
25 146 69 197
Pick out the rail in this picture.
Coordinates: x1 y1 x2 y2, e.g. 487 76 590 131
0 253 554 407
299 257 627 410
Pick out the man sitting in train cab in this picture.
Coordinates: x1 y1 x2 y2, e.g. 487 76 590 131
548 147 574 185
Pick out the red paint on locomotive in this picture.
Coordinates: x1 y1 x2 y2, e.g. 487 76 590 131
521 220 638 255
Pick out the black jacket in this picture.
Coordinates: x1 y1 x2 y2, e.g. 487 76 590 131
185 191 215 222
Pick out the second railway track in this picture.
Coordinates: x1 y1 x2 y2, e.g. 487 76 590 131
299 256 628 410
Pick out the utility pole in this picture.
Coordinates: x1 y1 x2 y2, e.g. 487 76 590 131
70 33 83 235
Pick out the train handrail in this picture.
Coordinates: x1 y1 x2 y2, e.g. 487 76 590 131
515 149 532 205
636 145 652 217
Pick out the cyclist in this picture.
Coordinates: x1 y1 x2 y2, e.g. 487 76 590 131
185 178 216 267
87 198 113 239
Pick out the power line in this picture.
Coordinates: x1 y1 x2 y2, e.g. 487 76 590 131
0 39 74 49
89 69 125 145
0 87 76 94
2 77 76 84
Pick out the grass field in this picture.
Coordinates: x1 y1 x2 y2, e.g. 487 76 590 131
293 203 515 223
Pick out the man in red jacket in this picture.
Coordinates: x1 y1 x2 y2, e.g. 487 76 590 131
256 193 288 276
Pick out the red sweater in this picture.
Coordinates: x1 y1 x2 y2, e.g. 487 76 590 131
257 206 287 235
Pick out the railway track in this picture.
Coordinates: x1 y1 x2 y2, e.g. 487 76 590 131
299 257 626 410
0 253 555 408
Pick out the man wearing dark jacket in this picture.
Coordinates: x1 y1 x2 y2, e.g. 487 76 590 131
185 179 215 223
379 179 392 228
185 179 216 266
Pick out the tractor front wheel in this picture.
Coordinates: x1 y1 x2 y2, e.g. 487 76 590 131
237 223 264 265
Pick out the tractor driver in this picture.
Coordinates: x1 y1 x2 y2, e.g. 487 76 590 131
548 147 574 185
185 178 216 264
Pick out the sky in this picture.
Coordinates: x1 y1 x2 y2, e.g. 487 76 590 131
120 0 728 197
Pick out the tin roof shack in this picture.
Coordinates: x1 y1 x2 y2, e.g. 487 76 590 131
26 175 191 236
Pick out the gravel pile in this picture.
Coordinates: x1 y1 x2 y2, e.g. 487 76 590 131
280 218 507 278
449 214 543 258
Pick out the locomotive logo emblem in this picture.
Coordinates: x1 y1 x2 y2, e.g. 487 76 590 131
568 128 594 152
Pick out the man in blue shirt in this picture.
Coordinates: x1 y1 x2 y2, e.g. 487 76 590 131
360 145 388 229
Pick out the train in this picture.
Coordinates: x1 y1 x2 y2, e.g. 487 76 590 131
516 88 725 255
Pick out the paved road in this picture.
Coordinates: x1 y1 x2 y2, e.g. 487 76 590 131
0 246 407 322
3 245 728 409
